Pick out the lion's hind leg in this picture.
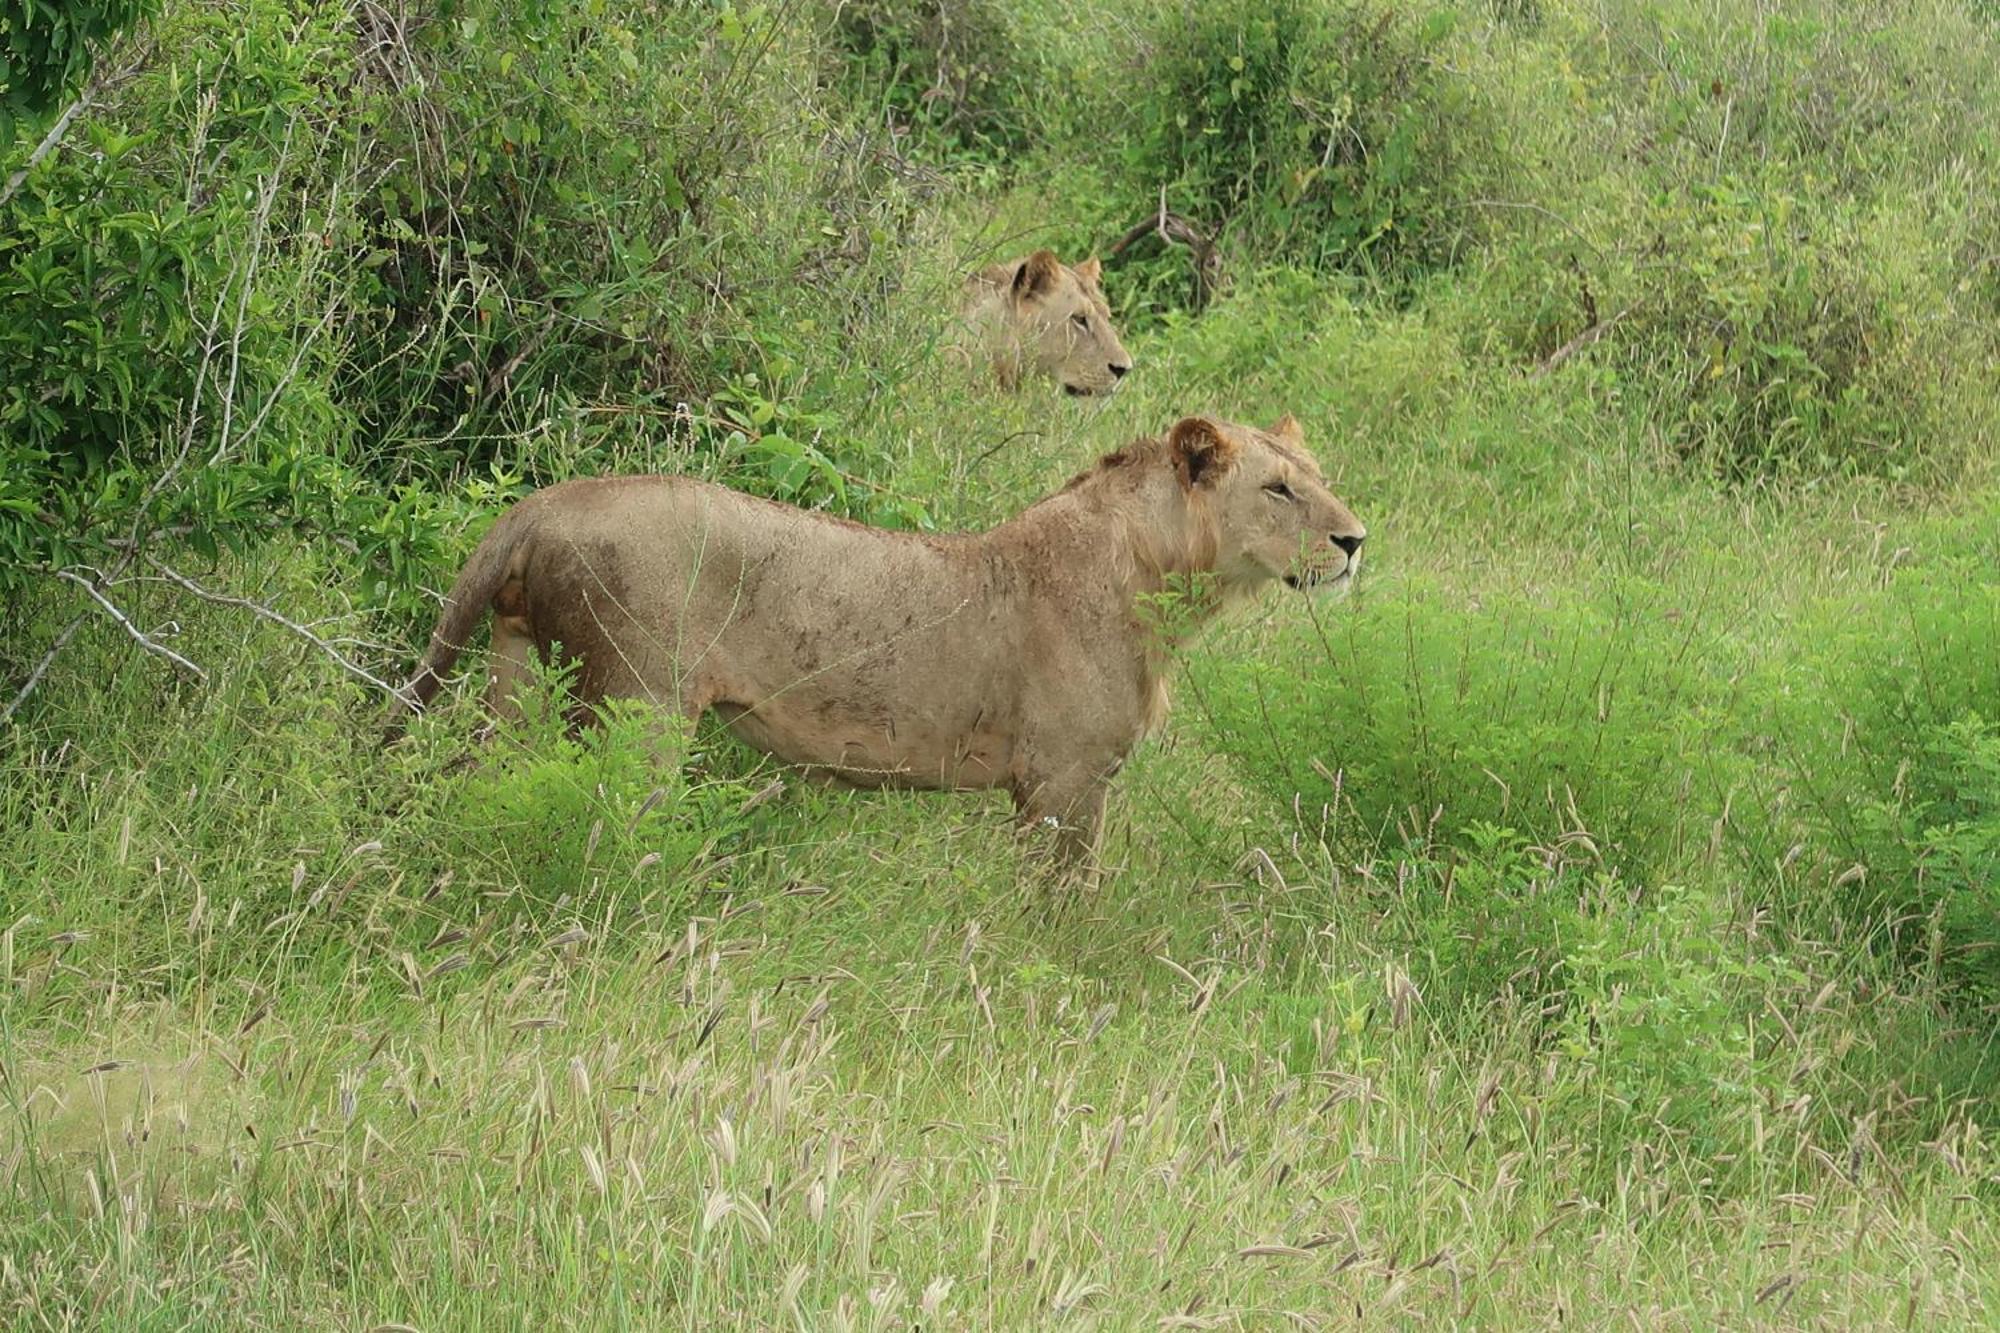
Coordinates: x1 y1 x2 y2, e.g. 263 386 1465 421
483 614 540 725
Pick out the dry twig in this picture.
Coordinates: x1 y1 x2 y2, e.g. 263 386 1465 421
53 570 206 682
1530 306 1635 379
143 559 418 707
1109 190 1224 310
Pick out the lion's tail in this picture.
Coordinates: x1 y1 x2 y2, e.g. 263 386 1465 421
382 508 527 743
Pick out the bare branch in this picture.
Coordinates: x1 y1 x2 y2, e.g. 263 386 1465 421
144 558 418 708
54 569 207 682
0 98 94 210
1108 189 1224 310
3 611 91 726
1451 197 1611 265
1531 306 1636 379
0 50 151 210
212 120 295 468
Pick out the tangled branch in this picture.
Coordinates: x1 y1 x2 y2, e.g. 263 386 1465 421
53 569 207 683
144 559 418 708
4 108 405 729
1109 190 1225 311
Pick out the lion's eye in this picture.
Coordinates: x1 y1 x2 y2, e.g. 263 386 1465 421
1071 312 1090 330
1264 481 1296 501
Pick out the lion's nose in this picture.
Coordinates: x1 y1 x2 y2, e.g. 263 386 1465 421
1332 532 1365 556
1109 362 1131 379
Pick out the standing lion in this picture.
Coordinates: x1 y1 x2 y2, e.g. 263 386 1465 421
390 415 1363 866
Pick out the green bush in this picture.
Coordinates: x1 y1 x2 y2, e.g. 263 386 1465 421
341 0 934 519
1192 575 1730 882
1462 0 2000 483
1363 821 1601 1015
1889 717 2000 1006
1580 175 1985 484
1118 0 1485 297
341 0 712 450
1750 558 2000 1003
0 0 154 141
831 0 1039 161
397 658 755 907
0 3 356 588
1557 880 1804 1152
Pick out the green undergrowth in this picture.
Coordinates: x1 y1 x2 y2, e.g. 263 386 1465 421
4 0 2000 1325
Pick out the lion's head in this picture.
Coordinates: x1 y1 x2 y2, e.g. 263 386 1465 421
1166 414 1366 596
977 250 1134 395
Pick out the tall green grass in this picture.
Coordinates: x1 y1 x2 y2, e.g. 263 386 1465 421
4 0 1999 1325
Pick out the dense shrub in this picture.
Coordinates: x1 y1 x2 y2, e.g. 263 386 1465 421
1750 557 2000 1003
335 0 941 503
0 2 372 597
1467 0 2000 483
1353 822 1600 1014
1197 526 2000 1022
1568 173 1987 485
0 0 154 140
831 0 1039 161
1100 0 1486 316
1190 575 1731 882
394 659 755 907
1555 879 1805 1152
342 1 712 450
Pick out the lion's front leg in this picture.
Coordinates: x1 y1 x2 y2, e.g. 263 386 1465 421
1012 771 1110 873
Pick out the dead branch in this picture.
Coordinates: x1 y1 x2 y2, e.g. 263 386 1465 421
1453 197 1612 265
483 310 559 402
969 429 1045 471
2 611 92 725
0 48 152 211
211 120 295 467
54 569 207 682
1531 306 1636 379
1109 190 1225 311
143 558 418 708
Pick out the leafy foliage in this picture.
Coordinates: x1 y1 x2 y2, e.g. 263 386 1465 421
1750 556 2000 1003
1130 1 1480 279
0 2 356 592
1557 880 1805 1149
0 0 154 142
831 0 1038 161
1193 576 1724 881
1466 0 2000 482
398 657 755 906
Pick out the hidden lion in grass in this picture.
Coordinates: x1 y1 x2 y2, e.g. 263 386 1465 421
391 415 1365 865
960 249 1134 395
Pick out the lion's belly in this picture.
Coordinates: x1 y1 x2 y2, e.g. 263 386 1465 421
715 700 1013 792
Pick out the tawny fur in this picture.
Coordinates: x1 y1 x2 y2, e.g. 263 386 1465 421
959 250 1134 394
392 416 1365 865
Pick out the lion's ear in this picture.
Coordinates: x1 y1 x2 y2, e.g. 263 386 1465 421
1268 413 1305 446
1168 417 1239 490
1012 250 1063 302
1073 255 1102 287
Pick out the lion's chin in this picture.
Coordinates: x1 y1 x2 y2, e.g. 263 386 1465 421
1284 568 1355 597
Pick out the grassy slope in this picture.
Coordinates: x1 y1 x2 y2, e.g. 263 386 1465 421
6 3 2000 1330
5 291 1996 1327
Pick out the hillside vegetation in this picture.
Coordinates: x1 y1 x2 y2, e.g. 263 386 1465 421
3 0 1997 1326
